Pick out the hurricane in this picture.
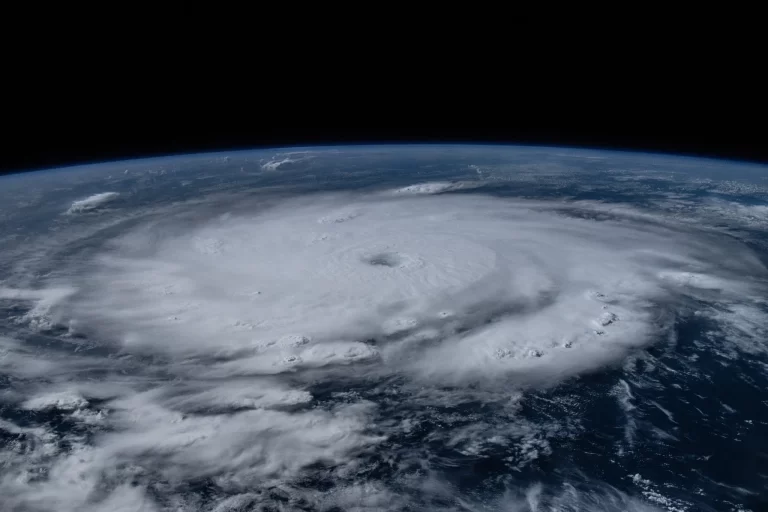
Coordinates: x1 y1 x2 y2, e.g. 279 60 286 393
1 146 767 511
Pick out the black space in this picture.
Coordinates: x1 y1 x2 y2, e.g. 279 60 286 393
3 71 766 175
3 7 765 176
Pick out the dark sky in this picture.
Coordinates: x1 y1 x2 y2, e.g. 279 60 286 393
3 80 766 176
3 10 765 176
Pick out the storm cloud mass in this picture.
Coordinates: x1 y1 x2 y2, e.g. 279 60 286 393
1 147 768 511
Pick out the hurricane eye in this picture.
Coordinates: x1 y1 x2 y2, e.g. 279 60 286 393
363 252 401 267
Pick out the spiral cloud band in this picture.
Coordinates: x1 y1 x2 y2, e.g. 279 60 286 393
57 193 762 381
2 185 767 510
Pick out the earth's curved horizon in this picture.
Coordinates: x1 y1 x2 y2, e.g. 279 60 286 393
1 144 767 511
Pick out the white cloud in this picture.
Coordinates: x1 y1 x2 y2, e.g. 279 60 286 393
387 181 480 195
259 154 313 171
260 157 296 170
66 192 120 214
22 390 88 411
49 194 764 383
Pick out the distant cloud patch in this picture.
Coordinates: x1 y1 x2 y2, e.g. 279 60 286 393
388 181 481 195
66 192 119 214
